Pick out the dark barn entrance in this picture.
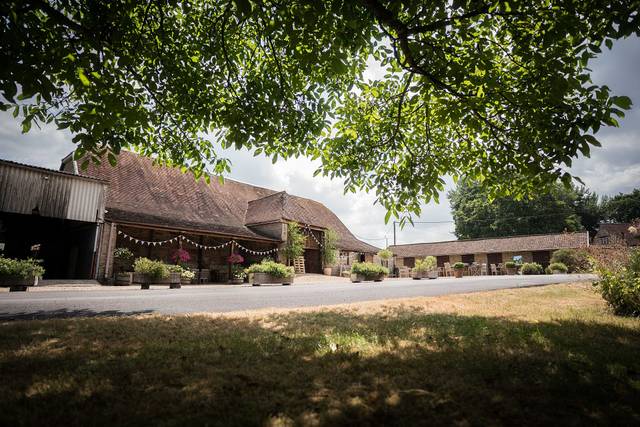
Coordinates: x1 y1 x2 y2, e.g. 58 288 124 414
304 249 322 274
0 212 97 279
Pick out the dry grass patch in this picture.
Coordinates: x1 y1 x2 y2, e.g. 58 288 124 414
1 283 639 426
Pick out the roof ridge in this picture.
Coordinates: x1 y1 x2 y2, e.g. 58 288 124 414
390 231 588 247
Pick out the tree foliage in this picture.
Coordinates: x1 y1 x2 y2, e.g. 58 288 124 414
602 189 640 223
448 179 602 239
283 222 305 264
2 0 639 218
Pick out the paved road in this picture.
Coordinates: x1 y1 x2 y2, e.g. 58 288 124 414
0 274 595 320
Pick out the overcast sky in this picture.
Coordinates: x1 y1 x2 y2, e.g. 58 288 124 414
1 36 638 247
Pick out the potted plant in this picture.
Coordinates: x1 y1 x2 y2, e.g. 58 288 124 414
180 269 196 284
322 229 339 276
171 248 191 266
113 247 134 285
246 260 295 286
227 253 245 284
133 257 178 289
413 256 438 280
453 262 465 278
350 262 389 283
0 256 45 292
505 261 517 275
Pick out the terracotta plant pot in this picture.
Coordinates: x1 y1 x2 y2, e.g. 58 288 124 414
323 267 333 276
506 267 517 275
453 269 464 278
249 273 294 286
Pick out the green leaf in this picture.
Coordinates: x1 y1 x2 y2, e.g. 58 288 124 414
77 68 90 86
107 152 117 167
612 96 632 110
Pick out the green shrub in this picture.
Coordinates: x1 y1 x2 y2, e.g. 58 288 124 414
0 256 45 279
594 249 640 316
351 262 389 276
521 262 543 275
283 222 305 264
414 256 437 272
246 260 295 278
505 261 516 268
377 248 393 260
550 249 591 273
453 262 465 269
134 257 169 279
546 262 568 274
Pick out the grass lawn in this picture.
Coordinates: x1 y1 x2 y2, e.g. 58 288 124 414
1 282 639 426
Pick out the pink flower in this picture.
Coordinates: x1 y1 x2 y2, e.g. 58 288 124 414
227 253 244 264
171 248 191 264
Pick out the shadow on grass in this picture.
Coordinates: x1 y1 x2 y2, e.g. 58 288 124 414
0 308 155 321
1 307 639 426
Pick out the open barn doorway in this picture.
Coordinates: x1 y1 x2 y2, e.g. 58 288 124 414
0 212 98 279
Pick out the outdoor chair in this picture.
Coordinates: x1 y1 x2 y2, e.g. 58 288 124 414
443 262 453 277
198 269 210 284
398 267 412 278
480 263 488 275
497 263 504 275
490 264 498 275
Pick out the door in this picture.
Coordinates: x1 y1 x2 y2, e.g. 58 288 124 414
487 252 502 265
436 255 449 268
404 257 415 268
304 249 322 274
532 251 551 268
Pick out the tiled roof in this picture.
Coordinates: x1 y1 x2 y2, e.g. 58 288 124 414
247 191 380 253
389 232 589 258
594 223 640 246
77 151 378 252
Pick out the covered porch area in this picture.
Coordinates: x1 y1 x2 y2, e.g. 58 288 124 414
99 222 281 284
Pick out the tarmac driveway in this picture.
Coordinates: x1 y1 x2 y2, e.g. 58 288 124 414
0 274 596 320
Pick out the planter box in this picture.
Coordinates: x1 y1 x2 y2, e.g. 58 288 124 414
453 269 464 278
115 272 133 285
134 272 181 289
412 270 438 280
505 267 517 275
228 277 244 284
351 273 385 283
1 275 37 291
249 273 294 286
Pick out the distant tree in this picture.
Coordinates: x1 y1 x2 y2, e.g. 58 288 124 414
448 179 602 239
1 1 638 219
602 189 640 223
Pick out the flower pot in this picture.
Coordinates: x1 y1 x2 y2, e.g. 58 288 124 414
428 270 438 279
351 273 385 283
506 267 517 275
1 275 37 291
453 269 464 278
249 273 294 286
229 277 244 284
323 267 333 276
134 272 181 289
115 272 133 286
181 277 192 285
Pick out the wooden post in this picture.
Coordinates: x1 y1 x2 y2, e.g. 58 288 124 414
146 229 154 257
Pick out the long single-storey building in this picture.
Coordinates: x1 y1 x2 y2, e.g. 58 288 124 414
389 232 590 270
61 151 378 281
592 223 640 247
